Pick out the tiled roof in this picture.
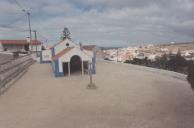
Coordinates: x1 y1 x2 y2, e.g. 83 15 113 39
82 45 96 51
52 47 74 61
0 40 41 45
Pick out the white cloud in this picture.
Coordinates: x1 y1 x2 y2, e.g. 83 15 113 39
0 0 194 46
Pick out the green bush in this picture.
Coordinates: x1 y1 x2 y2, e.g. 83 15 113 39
187 63 194 90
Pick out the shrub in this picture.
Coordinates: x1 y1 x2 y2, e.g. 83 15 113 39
187 63 194 90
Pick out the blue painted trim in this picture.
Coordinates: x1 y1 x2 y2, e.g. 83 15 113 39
53 59 64 77
92 51 96 74
55 72 64 77
51 61 55 74
51 47 55 56
51 47 64 77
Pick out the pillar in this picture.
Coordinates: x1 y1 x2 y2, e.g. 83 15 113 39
68 62 70 76
88 61 90 74
81 61 84 75
92 51 96 74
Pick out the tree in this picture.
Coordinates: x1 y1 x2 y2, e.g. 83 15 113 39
144 57 148 66
168 50 187 72
61 27 71 40
159 54 168 69
132 58 143 65
187 63 194 90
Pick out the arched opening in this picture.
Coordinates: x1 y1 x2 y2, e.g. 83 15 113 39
70 55 82 74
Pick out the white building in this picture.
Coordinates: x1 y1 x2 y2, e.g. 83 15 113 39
0 43 3 52
41 39 96 77
0 40 42 52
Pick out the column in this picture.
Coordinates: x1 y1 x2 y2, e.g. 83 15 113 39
88 61 90 74
81 61 84 75
68 62 70 76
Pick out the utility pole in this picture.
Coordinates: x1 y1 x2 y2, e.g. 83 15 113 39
22 10 32 53
33 30 37 56
117 48 119 62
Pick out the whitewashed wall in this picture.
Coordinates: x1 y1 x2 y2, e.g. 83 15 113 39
42 49 52 61
4 45 25 52
58 47 93 72
84 50 93 57
54 39 76 55
0 43 3 51
29 45 41 52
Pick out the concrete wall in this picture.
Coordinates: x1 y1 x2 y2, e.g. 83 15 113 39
105 60 186 81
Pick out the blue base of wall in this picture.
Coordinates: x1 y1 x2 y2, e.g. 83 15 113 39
52 59 65 77
54 72 64 77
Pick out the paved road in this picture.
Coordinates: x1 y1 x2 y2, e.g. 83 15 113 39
0 61 194 128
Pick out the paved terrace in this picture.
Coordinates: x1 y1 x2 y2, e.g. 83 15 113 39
0 61 194 128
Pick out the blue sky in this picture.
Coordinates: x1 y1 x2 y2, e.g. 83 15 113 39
0 0 194 47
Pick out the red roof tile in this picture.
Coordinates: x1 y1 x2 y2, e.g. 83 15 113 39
0 40 42 45
52 47 74 61
82 45 96 51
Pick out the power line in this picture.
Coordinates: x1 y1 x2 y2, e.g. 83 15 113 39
13 0 25 11
0 14 26 28
0 24 27 32
37 32 51 43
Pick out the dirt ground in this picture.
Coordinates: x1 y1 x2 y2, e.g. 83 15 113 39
0 61 194 128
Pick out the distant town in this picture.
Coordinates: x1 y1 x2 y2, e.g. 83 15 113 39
103 42 194 62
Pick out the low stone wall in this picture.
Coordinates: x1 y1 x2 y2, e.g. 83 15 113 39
0 55 35 93
104 60 187 81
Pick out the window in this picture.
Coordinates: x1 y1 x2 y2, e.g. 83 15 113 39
66 43 69 47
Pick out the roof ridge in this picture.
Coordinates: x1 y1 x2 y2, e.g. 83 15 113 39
0 40 41 45
52 47 74 61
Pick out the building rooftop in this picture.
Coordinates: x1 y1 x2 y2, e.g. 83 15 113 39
52 47 74 60
82 45 96 51
0 40 42 45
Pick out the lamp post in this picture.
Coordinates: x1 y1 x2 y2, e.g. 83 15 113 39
22 9 32 53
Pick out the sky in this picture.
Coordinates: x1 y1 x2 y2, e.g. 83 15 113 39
0 0 194 47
